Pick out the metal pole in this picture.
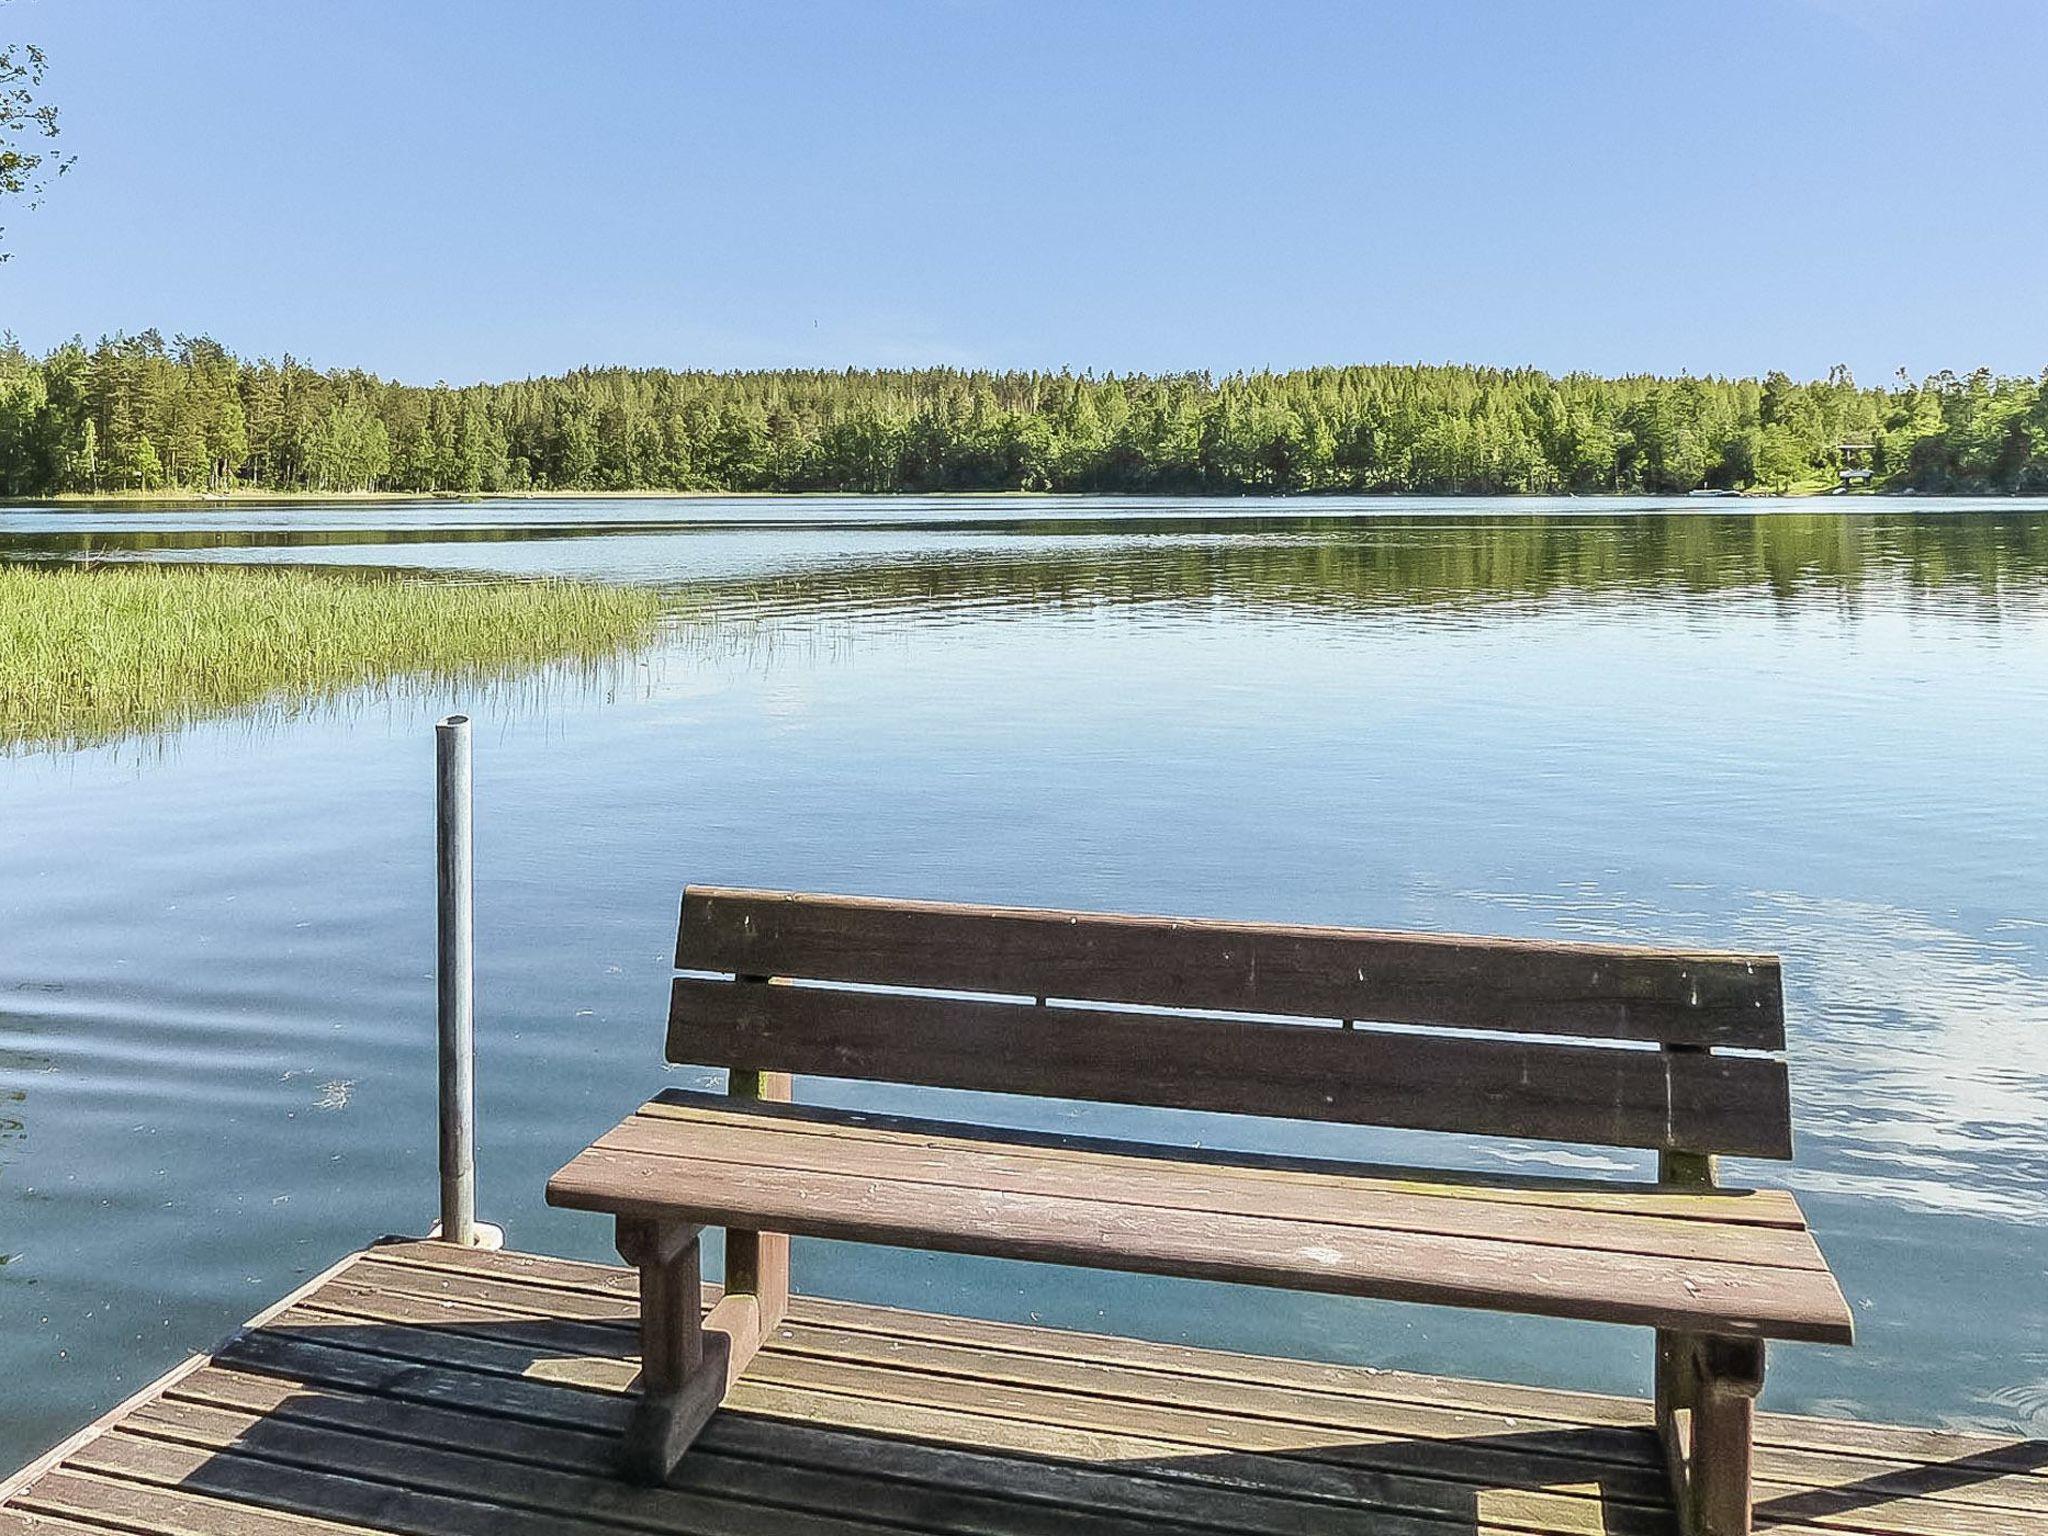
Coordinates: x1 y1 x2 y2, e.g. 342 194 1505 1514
436 713 476 1246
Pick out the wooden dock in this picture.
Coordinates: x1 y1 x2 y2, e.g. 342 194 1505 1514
4 1239 2044 1536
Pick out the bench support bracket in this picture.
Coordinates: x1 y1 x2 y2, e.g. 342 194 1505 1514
615 1217 767 1484
1657 1333 1764 1536
723 1064 792 1331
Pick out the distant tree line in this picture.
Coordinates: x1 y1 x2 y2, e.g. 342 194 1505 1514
1 332 2044 497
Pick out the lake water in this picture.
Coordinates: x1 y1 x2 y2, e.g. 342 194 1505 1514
3 494 2046 1471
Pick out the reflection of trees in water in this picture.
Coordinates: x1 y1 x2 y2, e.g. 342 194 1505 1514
11 509 2048 609
4 645 656 762
11 510 2047 699
671 513 2048 627
0 523 672 561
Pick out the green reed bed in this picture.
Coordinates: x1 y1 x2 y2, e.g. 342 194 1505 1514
1 562 662 748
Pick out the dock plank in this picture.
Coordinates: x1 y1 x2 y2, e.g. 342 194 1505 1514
347 1247 2048 1523
3 1241 2041 1536
257 1298 1674 1533
363 1241 2048 1499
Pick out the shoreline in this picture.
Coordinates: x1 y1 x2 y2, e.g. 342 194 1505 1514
2 485 1909 509
2 563 659 750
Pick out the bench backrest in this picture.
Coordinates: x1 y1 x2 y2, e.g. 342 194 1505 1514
669 886 1792 1162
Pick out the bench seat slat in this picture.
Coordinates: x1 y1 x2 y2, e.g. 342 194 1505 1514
545 1097 1854 1345
602 1093 1826 1270
636 1090 1812 1229
677 886 1786 1049
668 977 1794 1158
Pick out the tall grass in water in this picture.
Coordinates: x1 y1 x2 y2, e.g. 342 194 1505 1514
1 563 662 749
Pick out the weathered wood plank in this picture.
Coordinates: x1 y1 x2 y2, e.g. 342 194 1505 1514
0 1515 132 1536
313 1261 1674 1477
217 1327 1516 1536
365 1239 1656 1427
232 1302 2048 1536
221 1325 638 1431
740 1325 2048 1530
667 978 1794 1156
171 1361 622 1462
57 1427 894 1536
547 1144 1855 1342
18 1465 375 1536
356 1245 2039 1493
639 1095 1809 1227
372 1235 645 1295
11 1244 2042 1536
353 1250 2048 1519
284 1291 633 1367
239 1293 2048 1536
602 1095 1823 1268
268 1283 1673 1500
677 886 1786 1048
237 1308 1675 1535
158 1368 1185 1536
248 1299 2033 1536
144 1377 1634 1536
311 1261 1659 1462
188 1338 1669 1536
341 1260 2038 1531
127 1394 1146 1536
0 1514 114 1536
288 1268 1811 1489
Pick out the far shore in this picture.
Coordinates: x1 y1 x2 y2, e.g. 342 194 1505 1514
2 484 1918 508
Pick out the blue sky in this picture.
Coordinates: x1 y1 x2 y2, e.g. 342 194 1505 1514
3 0 2044 385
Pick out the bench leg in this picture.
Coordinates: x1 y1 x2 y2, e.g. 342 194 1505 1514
725 1227 789 1327
725 1067 791 1331
1657 1334 1764 1536
615 1218 726 1483
1694 1339 1763 1536
1655 1328 1700 1513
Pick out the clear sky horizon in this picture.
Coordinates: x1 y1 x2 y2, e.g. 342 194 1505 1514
3 0 2044 388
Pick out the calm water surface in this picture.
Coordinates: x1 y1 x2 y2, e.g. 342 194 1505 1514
3 495 2046 1469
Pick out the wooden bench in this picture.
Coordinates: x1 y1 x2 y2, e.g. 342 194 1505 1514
547 885 1853 1536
